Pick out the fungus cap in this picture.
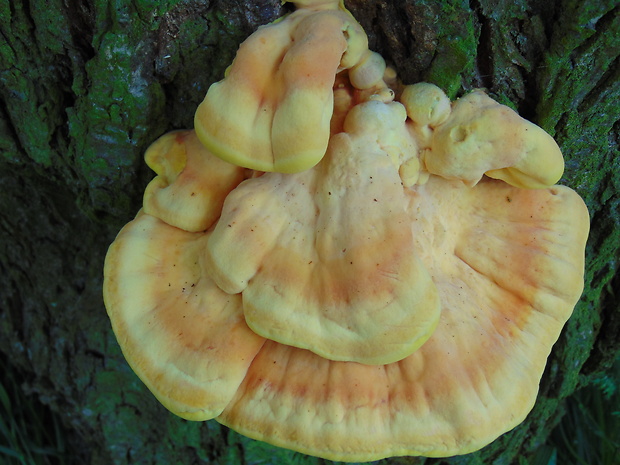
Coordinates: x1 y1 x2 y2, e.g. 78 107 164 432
143 130 247 232
218 177 589 461
349 50 388 90
206 128 440 365
103 212 265 420
105 168 589 461
424 90 565 188
400 82 451 127
194 4 367 173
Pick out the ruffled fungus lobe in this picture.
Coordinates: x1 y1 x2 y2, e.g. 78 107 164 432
142 130 247 232
206 127 440 365
103 0 590 461
421 90 565 188
194 0 366 173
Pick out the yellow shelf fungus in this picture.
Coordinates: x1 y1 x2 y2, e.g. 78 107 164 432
104 0 589 461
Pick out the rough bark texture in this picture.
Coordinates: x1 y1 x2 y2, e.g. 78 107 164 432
0 0 618 464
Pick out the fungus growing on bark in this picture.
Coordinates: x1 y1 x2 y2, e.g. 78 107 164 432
103 0 589 461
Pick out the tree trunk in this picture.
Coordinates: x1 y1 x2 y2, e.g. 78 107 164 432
0 0 618 464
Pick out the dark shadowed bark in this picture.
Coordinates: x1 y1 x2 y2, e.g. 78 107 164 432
0 0 618 464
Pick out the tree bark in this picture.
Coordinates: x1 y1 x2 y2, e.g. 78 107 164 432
0 0 618 464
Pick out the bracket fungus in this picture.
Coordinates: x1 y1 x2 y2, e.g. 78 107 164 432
104 0 590 461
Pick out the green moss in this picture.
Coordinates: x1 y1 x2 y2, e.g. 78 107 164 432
0 0 73 168
67 28 166 183
476 0 532 99
536 1 618 134
156 7 255 128
0 109 21 164
60 0 255 219
132 0 185 25
534 3 620 386
424 1 478 97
